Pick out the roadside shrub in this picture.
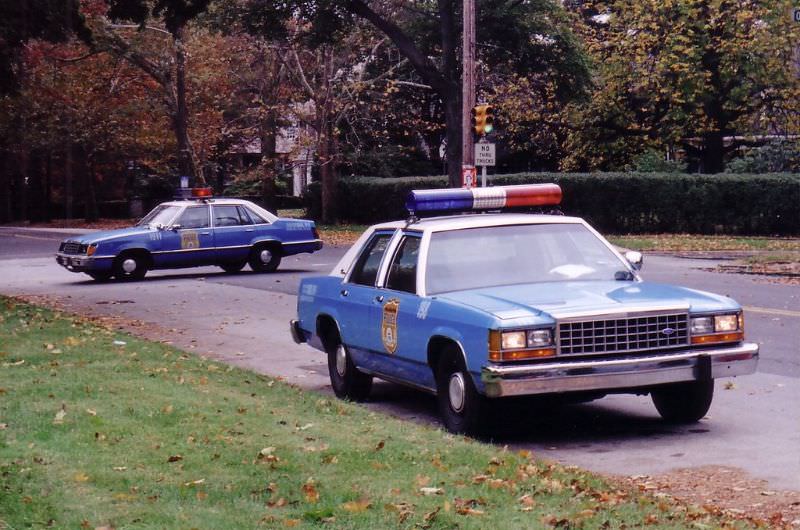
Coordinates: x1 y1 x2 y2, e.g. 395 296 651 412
305 172 800 235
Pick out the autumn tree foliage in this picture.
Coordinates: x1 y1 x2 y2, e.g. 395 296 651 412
564 0 800 173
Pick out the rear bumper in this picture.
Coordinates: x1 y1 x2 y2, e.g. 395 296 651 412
481 342 759 398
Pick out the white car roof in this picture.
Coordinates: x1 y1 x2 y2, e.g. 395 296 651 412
331 213 587 277
159 198 279 223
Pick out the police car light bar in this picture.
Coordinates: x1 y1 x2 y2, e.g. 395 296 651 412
405 183 562 215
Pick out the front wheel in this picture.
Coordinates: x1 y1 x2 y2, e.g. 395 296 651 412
113 253 148 281
436 348 486 436
249 244 281 273
651 379 714 423
328 342 372 402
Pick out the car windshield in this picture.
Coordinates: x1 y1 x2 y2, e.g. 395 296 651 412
137 205 181 227
425 223 628 294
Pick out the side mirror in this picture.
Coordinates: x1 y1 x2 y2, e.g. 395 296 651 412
170 224 181 232
624 250 643 271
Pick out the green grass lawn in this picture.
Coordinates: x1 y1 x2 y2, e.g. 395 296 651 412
0 297 759 529
607 234 800 253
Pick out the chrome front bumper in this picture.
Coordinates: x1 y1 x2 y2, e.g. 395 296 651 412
481 342 759 398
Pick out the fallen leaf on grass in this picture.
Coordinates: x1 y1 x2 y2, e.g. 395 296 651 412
112 467 127 472
283 519 300 527
86 409 97 416
303 479 319 503
167 455 183 463
384 502 415 523
419 487 443 496
518 494 536 511
74 472 89 483
183 479 205 487
53 407 67 425
341 498 371 513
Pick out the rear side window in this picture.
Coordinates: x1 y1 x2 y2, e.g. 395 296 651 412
246 207 269 224
349 233 393 286
213 205 244 227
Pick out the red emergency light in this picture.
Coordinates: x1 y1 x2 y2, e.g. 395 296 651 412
191 187 213 198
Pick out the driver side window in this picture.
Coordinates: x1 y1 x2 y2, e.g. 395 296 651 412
178 206 210 229
386 236 421 294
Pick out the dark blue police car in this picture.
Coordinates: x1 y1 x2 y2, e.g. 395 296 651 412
56 190 322 281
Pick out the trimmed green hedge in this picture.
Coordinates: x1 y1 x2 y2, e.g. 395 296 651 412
305 173 800 235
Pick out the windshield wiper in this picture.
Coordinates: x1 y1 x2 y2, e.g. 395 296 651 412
614 270 635 281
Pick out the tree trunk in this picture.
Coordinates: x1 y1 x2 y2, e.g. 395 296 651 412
64 143 74 223
173 25 200 184
443 96 462 187
320 48 337 224
44 150 52 222
0 148 11 223
260 109 278 212
701 132 725 174
84 149 98 222
17 150 29 223
438 0 462 188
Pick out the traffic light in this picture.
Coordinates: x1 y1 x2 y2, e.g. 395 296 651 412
471 104 494 136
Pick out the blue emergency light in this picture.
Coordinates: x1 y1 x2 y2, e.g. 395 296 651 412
405 183 562 215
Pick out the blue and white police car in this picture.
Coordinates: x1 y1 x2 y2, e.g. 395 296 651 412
291 184 758 435
56 189 322 281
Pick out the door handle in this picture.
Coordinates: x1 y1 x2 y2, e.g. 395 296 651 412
200 231 211 235
245 228 255 232
340 289 349 297
375 295 384 303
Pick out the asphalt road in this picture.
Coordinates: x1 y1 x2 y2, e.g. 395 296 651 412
1 226 798 492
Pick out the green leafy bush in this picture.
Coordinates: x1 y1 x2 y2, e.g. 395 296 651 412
305 173 800 235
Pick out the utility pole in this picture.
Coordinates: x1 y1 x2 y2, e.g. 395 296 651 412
461 0 476 187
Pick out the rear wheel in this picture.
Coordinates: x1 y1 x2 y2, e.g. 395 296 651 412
652 379 714 423
436 346 486 436
113 252 148 281
249 244 281 273
327 340 372 402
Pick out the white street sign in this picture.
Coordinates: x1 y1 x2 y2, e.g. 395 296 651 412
475 142 496 166
793 7 800 22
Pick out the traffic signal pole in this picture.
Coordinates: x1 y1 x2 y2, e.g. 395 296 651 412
461 0 476 181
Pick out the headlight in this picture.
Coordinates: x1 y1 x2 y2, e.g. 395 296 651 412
690 313 744 345
690 316 714 334
501 331 527 350
527 329 552 347
490 328 556 362
714 314 738 332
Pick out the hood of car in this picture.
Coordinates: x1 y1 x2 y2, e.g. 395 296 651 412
66 226 154 245
437 281 740 322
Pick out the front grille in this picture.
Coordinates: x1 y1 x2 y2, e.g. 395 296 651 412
558 312 689 356
62 242 84 255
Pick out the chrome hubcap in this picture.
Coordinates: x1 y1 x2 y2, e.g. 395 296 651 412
335 345 347 377
448 373 466 413
122 258 137 273
259 249 272 264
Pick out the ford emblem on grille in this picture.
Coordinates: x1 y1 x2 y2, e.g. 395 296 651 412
661 327 676 336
